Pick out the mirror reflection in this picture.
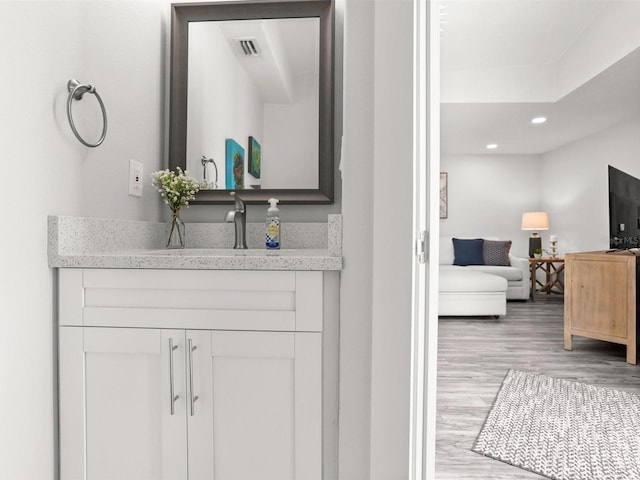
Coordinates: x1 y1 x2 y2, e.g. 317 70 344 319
187 18 320 191
169 0 334 204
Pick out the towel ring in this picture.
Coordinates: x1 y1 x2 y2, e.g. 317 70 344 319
202 156 218 189
66 79 107 148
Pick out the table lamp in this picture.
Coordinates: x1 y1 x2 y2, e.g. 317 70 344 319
521 211 549 258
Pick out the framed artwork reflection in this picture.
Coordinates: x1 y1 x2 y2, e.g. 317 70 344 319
225 138 245 189
248 136 261 179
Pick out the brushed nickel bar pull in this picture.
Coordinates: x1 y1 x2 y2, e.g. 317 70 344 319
188 338 199 416
169 338 179 415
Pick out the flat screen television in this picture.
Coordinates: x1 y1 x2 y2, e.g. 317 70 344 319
608 165 640 249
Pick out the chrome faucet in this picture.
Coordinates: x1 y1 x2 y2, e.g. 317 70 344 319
224 192 247 249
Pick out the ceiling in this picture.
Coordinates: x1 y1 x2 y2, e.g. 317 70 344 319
217 18 318 104
440 0 640 155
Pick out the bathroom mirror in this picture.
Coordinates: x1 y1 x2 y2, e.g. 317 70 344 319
169 1 334 204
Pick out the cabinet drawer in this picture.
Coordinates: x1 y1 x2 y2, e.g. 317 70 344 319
59 269 323 332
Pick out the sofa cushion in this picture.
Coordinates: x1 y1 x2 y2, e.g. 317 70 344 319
467 265 523 281
483 240 512 266
452 238 484 266
439 267 507 293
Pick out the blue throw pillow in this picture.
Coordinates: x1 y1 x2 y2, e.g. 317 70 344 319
452 238 485 266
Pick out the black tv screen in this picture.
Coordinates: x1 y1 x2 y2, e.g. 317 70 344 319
609 165 640 249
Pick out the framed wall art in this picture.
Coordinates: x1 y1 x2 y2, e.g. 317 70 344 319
440 172 448 219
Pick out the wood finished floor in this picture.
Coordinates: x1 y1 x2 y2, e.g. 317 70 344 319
436 294 640 479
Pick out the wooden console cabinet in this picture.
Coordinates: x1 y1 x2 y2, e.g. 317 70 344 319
564 251 639 364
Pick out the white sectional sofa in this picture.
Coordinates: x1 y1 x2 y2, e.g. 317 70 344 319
438 237 530 317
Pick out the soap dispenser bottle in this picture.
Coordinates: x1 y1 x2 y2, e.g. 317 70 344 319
265 198 281 250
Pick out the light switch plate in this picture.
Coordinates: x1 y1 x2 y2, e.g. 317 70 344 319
128 159 143 197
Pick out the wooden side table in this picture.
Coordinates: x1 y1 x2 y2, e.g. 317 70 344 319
529 257 565 301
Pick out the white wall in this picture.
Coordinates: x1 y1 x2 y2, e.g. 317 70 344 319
540 115 640 255
0 2 165 477
340 0 414 478
339 0 374 477
264 72 319 189
369 0 413 478
440 154 542 257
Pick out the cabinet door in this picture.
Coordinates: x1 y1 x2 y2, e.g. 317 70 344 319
186 330 322 480
567 257 632 338
59 327 188 480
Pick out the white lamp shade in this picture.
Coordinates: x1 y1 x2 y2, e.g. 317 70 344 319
521 211 549 230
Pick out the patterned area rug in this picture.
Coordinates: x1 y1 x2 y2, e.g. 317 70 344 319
473 370 640 480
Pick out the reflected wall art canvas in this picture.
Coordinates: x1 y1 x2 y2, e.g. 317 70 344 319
248 136 261 179
225 138 245 189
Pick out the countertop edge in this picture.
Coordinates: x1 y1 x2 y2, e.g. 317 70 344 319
49 252 343 271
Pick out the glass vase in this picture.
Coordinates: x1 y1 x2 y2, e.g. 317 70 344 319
167 211 185 249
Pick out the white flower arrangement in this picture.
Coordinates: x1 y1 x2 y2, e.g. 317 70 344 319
151 167 203 214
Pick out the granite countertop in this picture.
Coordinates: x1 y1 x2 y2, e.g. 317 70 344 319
48 215 343 271
52 248 342 271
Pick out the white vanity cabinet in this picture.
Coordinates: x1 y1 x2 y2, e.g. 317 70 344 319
58 268 337 480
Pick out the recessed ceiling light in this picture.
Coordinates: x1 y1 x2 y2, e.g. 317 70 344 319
531 116 547 124
486 143 498 149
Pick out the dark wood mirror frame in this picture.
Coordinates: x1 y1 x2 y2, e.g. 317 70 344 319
169 0 334 205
